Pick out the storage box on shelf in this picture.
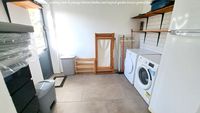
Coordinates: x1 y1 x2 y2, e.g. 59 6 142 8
151 0 174 11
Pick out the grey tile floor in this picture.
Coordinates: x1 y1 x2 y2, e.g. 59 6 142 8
52 74 150 113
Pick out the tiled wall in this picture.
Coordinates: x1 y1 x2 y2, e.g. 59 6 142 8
147 15 162 30
139 12 172 53
161 12 172 29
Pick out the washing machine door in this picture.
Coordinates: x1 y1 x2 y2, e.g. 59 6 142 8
125 54 134 75
138 66 152 90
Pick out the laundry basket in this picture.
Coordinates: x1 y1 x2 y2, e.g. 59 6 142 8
60 56 75 75
35 80 56 113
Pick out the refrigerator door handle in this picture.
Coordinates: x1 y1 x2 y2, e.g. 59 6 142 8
170 29 200 37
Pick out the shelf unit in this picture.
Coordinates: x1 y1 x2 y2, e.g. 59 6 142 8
7 0 42 9
133 29 170 33
132 5 174 19
131 4 174 46
75 58 96 74
2 0 42 22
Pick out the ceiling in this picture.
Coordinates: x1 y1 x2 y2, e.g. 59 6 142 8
47 0 151 5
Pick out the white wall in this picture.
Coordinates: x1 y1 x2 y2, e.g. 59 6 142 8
0 0 9 22
0 73 17 113
141 0 151 14
196 106 200 113
50 4 143 69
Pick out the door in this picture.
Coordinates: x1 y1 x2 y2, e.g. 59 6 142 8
138 67 152 90
124 53 134 83
125 53 134 75
29 9 53 79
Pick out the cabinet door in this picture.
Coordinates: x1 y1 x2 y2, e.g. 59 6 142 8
12 80 35 113
5 66 32 95
22 96 40 113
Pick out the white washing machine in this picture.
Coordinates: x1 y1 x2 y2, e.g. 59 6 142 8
124 49 160 84
134 54 161 104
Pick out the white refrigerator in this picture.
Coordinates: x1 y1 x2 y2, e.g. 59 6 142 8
149 0 200 113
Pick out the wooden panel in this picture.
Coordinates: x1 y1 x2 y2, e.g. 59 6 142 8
11 1 42 9
76 69 95 73
133 29 170 33
96 67 114 74
76 65 94 69
75 58 96 74
143 29 169 32
95 33 115 74
132 5 174 19
95 33 114 38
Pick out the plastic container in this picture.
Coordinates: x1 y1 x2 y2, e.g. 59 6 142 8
151 0 174 11
60 56 75 75
35 80 56 113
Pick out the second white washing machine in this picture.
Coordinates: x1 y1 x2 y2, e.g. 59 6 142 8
134 54 161 104
124 49 160 84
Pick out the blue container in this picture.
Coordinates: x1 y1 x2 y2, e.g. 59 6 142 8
152 0 169 3
151 0 173 11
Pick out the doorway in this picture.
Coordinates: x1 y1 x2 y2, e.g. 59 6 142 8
29 9 53 79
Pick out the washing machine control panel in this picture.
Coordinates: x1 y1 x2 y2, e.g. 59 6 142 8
149 63 154 68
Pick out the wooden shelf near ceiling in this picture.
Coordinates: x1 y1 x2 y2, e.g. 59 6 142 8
8 0 42 9
133 29 170 33
132 5 174 19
